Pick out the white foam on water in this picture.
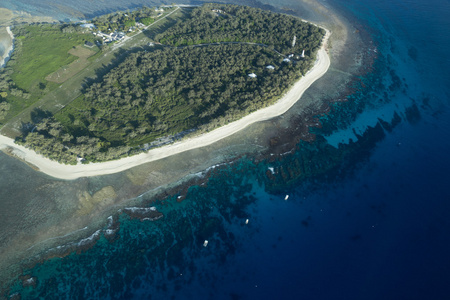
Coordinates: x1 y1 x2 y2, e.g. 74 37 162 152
77 230 101 247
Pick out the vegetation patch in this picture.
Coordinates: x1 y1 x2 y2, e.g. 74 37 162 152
156 4 324 55
45 45 97 83
56 44 306 146
10 24 97 92
13 4 325 164
0 23 98 124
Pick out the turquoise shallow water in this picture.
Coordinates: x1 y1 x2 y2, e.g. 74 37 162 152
1 0 450 298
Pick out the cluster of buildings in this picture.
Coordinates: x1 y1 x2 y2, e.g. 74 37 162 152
78 6 172 46
248 49 306 78
93 30 126 43
80 23 127 44
283 51 305 63
248 65 274 78
133 22 146 30
79 16 149 45
212 9 226 14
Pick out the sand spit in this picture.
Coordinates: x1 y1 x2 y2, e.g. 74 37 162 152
0 30 331 180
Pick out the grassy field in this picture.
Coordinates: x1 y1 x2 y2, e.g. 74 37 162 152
0 24 98 128
11 25 97 93
46 45 97 83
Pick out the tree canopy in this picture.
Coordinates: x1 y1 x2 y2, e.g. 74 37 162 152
16 4 325 164
156 4 325 55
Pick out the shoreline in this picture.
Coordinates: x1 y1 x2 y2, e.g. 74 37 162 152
0 29 331 180
0 26 14 68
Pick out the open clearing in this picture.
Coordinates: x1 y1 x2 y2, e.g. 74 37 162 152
46 45 96 83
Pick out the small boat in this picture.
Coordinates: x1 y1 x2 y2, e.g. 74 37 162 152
203 240 208 247
285 195 289 200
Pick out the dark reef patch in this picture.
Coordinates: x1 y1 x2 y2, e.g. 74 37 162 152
6 159 260 299
260 120 388 194
405 102 421 124
123 207 164 221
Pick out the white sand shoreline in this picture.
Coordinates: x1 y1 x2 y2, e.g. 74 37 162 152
0 26 14 68
0 29 331 180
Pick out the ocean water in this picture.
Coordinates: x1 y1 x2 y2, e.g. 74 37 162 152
2 0 450 298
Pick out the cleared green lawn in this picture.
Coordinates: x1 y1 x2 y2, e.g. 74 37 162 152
11 25 97 92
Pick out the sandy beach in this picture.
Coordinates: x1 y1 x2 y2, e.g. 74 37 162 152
0 26 14 68
0 29 331 180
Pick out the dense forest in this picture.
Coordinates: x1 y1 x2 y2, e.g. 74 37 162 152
155 4 325 55
16 4 325 164
0 71 16 122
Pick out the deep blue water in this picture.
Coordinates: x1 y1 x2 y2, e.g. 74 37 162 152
4 0 450 298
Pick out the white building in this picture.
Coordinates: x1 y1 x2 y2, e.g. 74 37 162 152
80 23 96 29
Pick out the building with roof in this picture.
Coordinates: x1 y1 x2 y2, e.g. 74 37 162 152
80 23 96 29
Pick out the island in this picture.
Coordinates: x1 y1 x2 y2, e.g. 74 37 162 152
0 4 330 177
